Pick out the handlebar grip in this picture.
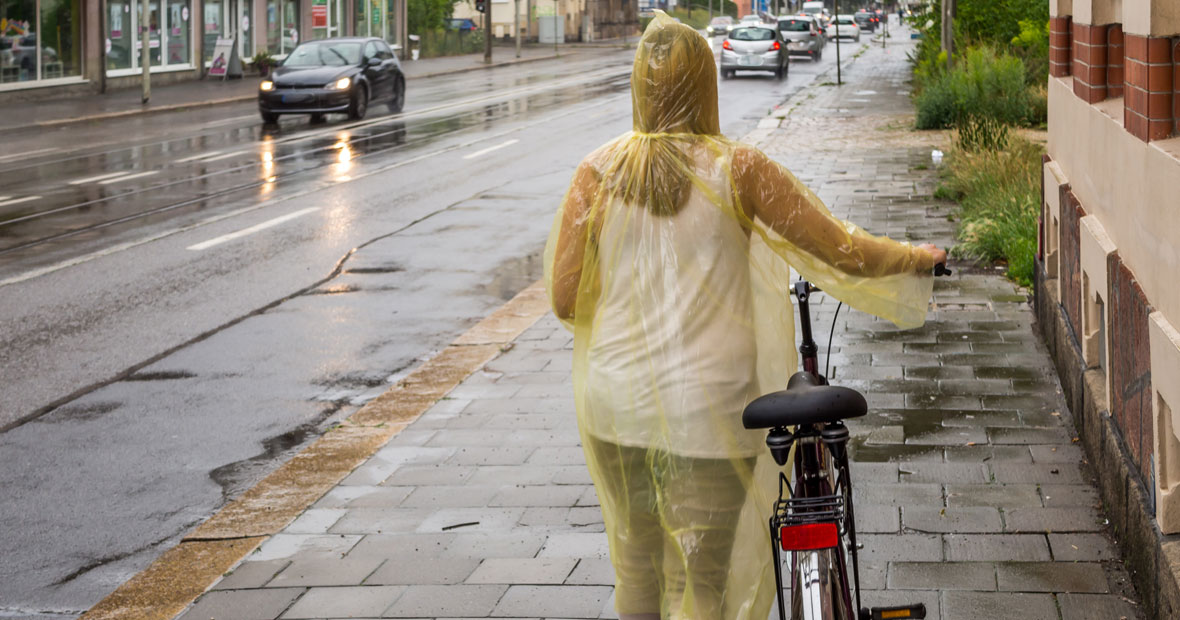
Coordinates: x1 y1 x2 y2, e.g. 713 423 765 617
934 263 952 276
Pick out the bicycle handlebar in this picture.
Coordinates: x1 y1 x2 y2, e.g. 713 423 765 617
934 262 952 276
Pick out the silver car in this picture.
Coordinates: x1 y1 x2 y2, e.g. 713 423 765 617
778 15 825 61
720 26 789 80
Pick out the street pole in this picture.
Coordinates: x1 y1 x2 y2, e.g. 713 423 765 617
515 0 521 57
485 2 493 63
141 0 151 103
553 0 558 57
833 0 841 85
941 0 953 70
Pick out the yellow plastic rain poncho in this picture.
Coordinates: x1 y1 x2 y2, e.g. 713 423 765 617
544 13 935 620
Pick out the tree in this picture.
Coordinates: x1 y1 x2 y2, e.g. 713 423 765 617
409 0 462 34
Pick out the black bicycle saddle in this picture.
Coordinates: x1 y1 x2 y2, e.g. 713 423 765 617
742 371 868 429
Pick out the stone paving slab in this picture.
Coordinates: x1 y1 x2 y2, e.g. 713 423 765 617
172 27 1143 620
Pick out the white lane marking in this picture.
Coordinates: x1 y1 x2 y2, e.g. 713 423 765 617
0 147 57 163
195 150 246 163
186 207 319 251
0 94 625 288
177 150 223 163
69 171 132 185
0 196 8 202
0 195 40 207
202 115 256 128
98 170 160 185
462 139 520 160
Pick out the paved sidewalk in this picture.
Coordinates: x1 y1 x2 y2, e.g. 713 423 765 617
168 31 1143 620
0 45 567 132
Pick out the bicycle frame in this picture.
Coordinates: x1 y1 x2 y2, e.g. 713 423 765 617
768 280 863 620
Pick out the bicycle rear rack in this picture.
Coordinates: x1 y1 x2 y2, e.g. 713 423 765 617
773 493 846 537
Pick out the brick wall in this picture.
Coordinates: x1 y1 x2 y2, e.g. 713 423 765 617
1108 254 1155 483
1125 35 1175 141
1108 25 1125 98
1073 23 1109 103
1051 16 1073 78
1060 188 1085 342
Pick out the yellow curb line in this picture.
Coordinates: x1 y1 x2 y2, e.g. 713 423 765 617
80 279 551 620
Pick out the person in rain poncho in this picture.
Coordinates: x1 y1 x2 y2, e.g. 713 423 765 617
544 13 946 620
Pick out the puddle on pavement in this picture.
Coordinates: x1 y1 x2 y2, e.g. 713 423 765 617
126 370 197 381
209 404 346 500
42 400 122 423
482 250 544 302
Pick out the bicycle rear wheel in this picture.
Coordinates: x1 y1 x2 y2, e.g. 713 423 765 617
791 546 854 620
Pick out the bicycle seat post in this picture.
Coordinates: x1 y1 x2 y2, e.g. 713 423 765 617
794 280 820 377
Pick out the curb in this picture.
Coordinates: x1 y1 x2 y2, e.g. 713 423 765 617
31 51 571 130
79 280 551 620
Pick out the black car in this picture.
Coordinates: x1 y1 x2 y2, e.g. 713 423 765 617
258 37 405 124
853 10 875 33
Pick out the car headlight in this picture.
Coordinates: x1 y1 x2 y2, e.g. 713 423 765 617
260 80 274 91
328 77 351 90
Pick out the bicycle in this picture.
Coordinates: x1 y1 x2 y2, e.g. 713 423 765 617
742 264 951 620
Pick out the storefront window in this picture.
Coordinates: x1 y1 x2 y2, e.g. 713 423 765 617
107 0 132 69
166 0 189 64
1 0 80 83
203 0 250 65
106 0 190 73
266 0 299 56
311 0 342 40
203 0 221 63
39 0 80 78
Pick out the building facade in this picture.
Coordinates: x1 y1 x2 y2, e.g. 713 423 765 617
452 0 636 43
1037 0 1180 612
0 0 408 101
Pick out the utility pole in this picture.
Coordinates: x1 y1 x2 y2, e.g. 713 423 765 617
515 0 521 56
141 0 151 103
485 0 493 63
833 0 841 85
941 0 953 70
553 0 559 57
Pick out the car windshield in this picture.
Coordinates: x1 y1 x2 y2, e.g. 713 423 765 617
283 42 362 67
836 16 854 25
730 27 775 41
710 17 731 25
779 19 811 31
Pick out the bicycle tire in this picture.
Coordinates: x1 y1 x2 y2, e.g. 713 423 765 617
790 546 854 620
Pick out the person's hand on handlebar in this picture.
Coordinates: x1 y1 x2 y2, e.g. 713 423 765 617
917 243 947 269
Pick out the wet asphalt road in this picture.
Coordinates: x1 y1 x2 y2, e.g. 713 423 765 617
0 41 855 617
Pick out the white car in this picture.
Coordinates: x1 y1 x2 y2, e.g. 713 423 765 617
826 14 861 41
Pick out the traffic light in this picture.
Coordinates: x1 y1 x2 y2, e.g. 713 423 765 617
476 0 486 13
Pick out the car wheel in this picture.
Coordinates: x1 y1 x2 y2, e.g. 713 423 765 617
721 69 730 80
388 77 405 113
348 84 369 120
261 111 279 124
775 66 783 80
855 33 861 42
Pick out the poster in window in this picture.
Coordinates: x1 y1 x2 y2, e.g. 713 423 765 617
312 4 327 27
111 4 124 38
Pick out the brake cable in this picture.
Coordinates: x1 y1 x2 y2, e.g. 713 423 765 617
825 301 843 379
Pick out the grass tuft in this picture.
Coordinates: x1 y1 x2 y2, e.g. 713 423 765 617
938 135 1044 288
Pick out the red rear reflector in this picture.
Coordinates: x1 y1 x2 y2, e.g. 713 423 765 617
771 40 780 50
722 40 732 50
780 522 839 550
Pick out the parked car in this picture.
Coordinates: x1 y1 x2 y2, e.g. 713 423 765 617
258 37 405 124
778 15 824 61
705 16 735 36
720 25 788 80
826 15 860 41
446 18 479 31
853 10 875 33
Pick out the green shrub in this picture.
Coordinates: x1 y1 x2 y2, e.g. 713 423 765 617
939 136 1044 287
914 46 1035 129
418 28 485 57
